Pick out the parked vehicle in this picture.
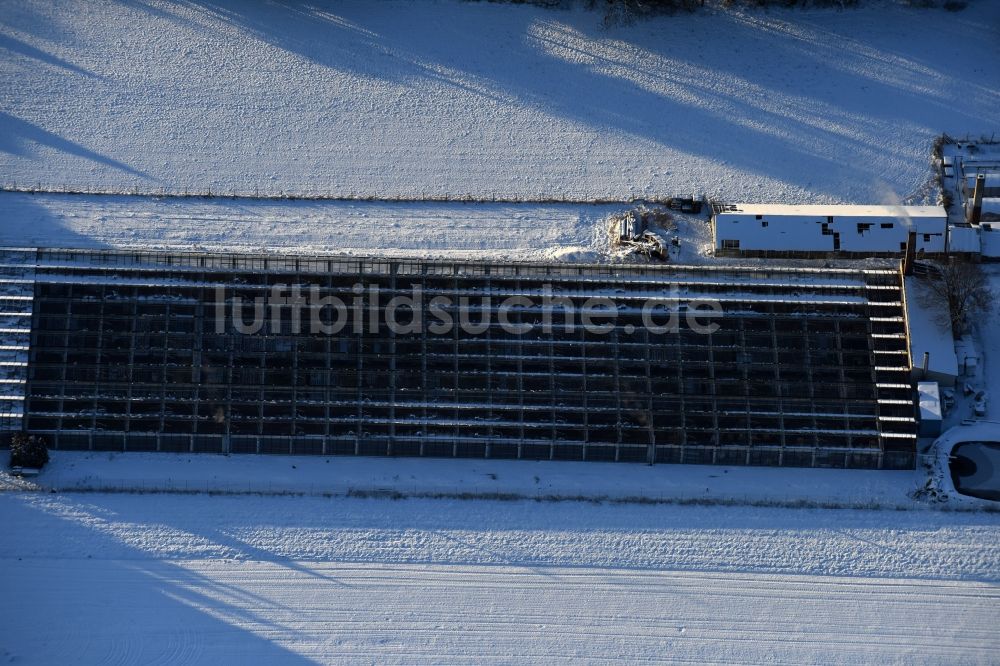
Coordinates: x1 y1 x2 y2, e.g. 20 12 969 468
973 390 989 417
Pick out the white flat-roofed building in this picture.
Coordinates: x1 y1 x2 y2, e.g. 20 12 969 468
712 204 947 255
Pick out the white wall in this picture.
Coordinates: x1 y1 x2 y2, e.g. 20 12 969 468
948 225 981 254
714 212 946 253
981 224 1000 258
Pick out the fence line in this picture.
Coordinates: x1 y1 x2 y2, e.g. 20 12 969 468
0 183 674 206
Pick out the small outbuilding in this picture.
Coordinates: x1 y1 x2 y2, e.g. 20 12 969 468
917 382 943 438
947 225 981 254
981 222 1000 259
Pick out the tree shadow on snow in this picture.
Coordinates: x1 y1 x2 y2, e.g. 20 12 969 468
149 0 1000 200
0 33 104 80
0 112 153 181
0 494 316 664
0 192 112 250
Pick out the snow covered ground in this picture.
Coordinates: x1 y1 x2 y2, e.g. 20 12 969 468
1 487 998 664
1 452 998 662
3 2 1000 661
975 265 1000 422
934 265 1000 428
2 0 998 204
0 191 719 260
0 449 930 509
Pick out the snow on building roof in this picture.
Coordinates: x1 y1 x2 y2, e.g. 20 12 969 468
964 172 1000 186
960 158 1000 169
980 198 1000 214
716 204 945 218
918 382 942 422
981 223 1000 258
904 277 959 386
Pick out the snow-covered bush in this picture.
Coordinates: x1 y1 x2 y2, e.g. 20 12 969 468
9 433 49 469
922 261 993 335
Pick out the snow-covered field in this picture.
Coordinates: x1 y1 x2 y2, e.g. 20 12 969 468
2 0 998 204
2 487 999 664
1 452 999 663
3 2 1000 661
0 192 621 260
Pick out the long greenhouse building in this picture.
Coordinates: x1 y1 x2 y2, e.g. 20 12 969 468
0 248 918 469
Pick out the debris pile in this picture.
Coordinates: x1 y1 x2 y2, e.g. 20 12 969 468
608 205 680 260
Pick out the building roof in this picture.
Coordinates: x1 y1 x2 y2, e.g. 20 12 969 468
960 160 1000 170
716 204 945 218
964 172 1000 186
979 198 1000 214
918 381 942 421
904 277 959 382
